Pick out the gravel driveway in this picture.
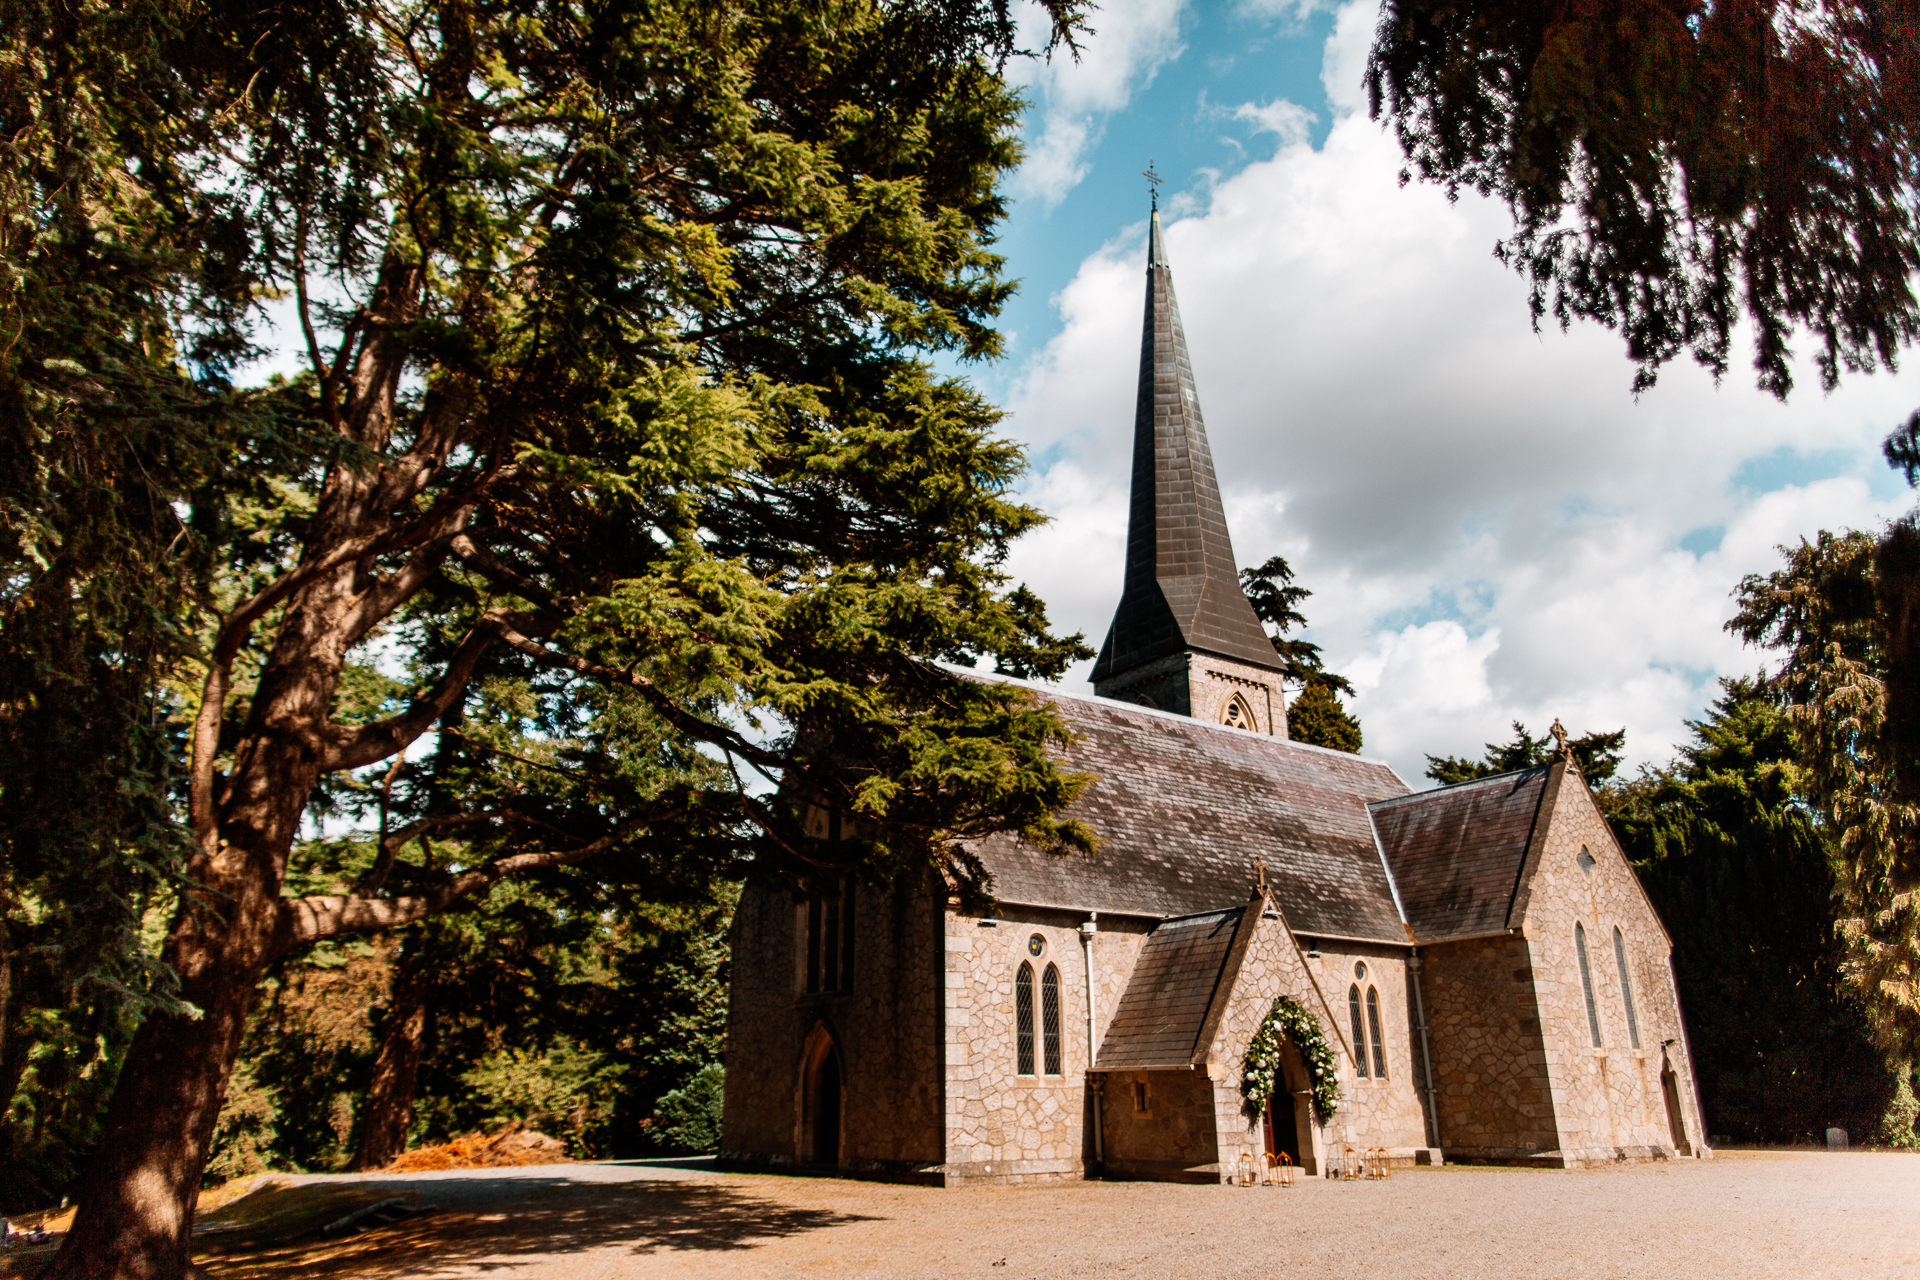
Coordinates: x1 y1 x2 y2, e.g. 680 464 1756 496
201 1150 1919 1279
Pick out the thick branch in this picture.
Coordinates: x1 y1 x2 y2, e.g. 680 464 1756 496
320 608 553 772
188 663 231 855
280 817 655 949
489 620 788 771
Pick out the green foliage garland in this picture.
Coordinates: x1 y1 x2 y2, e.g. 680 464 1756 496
1242 997 1340 1126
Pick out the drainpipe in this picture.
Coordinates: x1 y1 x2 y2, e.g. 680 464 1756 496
1081 913 1102 1168
1408 948 1442 1150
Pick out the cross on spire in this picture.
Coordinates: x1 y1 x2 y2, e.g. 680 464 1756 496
1254 855 1269 895
1549 717 1572 764
1142 157 1163 210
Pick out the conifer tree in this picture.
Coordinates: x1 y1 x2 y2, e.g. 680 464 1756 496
1367 0 1920 397
6 2 1093 1275
1240 556 1365 751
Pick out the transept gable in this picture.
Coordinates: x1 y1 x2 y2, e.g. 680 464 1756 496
1369 767 1552 943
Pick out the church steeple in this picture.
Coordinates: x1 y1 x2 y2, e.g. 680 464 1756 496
1091 203 1288 735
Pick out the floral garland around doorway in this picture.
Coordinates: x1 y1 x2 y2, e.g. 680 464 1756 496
1243 996 1341 1126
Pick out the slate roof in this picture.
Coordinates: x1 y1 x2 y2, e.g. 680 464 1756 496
1368 768 1550 942
970 683 1413 943
1091 209 1281 682
1094 907 1243 1071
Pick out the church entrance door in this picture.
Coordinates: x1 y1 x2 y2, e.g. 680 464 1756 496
811 1043 842 1168
1262 1044 1310 1172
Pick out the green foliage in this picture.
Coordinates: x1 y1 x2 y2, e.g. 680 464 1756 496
651 1063 725 1155
1287 682 1363 754
202 865 736 1173
6 0 1105 1234
1731 523 1920 1104
1611 679 1913 1146
1368 0 1920 397
1240 556 1356 697
1243 997 1340 1127
461 1040 626 1151
1425 721 1626 786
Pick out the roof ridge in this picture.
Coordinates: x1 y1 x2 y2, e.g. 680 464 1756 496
1367 764 1551 807
938 660 1406 773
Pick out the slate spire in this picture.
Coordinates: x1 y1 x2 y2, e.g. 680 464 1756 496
1091 208 1282 686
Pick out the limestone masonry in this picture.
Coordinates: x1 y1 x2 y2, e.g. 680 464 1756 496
720 200 1708 1185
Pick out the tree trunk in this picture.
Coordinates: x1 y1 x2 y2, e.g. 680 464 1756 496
44 730 325 1277
353 947 431 1170
40 894 278 1279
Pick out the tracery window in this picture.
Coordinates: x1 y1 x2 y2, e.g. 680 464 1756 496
1222 695 1252 731
1613 927 1642 1049
804 876 856 995
1349 984 1370 1078
1041 964 1063 1075
1015 962 1036 1075
1575 922 1603 1048
1365 986 1387 1079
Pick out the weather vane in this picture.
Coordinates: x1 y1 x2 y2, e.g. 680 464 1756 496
1142 157 1162 210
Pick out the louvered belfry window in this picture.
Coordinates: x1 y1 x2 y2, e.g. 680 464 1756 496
1366 987 1387 1079
1576 922 1603 1048
1015 962 1036 1075
1041 964 1063 1075
1349 985 1369 1078
1613 927 1642 1049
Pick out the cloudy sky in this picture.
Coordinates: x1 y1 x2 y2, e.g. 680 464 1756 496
973 0 1920 787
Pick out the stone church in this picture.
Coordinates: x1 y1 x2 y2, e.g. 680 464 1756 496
720 203 1709 1184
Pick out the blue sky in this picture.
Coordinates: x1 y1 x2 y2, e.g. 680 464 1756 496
977 0 1920 785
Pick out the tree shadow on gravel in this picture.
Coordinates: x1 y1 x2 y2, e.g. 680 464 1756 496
197 1178 881 1279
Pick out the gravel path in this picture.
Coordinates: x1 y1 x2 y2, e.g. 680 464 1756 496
203 1151 1920 1279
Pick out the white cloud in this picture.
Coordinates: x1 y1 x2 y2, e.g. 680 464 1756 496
1231 99 1316 149
1009 0 1188 208
1000 0 1920 785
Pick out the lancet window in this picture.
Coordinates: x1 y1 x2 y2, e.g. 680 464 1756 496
1349 984 1369 1079
1575 922 1603 1048
1613 927 1641 1050
804 876 856 995
1365 986 1387 1079
1016 962 1036 1075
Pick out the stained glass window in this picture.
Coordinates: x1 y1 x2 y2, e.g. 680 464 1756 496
1366 986 1387 1079
1349 984 1369 1078
1015 962 1036 1075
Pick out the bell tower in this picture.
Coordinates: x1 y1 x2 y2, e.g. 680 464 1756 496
1089 198 1287 735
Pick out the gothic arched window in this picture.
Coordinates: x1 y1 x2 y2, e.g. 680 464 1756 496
1041 964 1063 1075
1575 922 1603 1048
1365 986 1387 1079
1222 695 1253 731
1015 962 1036 1075
1613 927 1642 1050
1348 984 1370 1078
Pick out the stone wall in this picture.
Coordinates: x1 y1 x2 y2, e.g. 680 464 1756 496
1101 1068 1219 1181
1201 910 1430 1179
943 906 1151 1184
719 874 946 1177
1419 934 1560 1159
1090 652 1286 736
1513 770 1709 1163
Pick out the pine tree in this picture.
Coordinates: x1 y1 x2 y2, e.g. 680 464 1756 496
14 2 1094 1274
1367 0 1920 398
1286 682 1363 754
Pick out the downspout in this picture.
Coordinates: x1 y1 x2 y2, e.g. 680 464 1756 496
1081 913 1102 1169
1408 947 1442 1150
